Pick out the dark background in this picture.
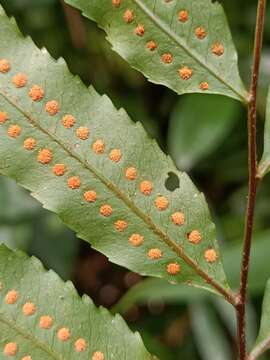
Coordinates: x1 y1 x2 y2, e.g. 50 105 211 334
1 0 270 359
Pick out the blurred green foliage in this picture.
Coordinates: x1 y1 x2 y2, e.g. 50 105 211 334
1 0 270 358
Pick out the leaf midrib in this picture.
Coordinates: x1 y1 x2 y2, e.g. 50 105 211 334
0 90 227 298
132 0 248 103
0 313 61 360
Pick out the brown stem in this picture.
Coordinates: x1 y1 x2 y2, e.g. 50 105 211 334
237 0 266 359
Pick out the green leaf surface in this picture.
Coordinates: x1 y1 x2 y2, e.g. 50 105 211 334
0 176 79 279
258 86 270 178
223 230 270 295
112 278 207 314
0 176 39 222
190 302 232 360
0 245 153 360
168 94 240 170
65 0 248 102
29 213 79 280
250 279 270 360
0 6 230 297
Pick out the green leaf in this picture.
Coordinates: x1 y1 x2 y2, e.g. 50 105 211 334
250 279 270 360
29 213 79 280
223 230 270 295
112 278 208 314
190 302 232 360
168 94 240 170
65 0 248 102
0 176 39 222
0 176 79 279
258 85 270 178
0 7 231 298
0 245 153 359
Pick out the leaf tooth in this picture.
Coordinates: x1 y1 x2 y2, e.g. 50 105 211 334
81 293 94 306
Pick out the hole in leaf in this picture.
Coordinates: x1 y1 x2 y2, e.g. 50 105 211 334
165 172 179 192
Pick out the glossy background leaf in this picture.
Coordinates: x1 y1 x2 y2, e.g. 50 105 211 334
190 302 232 360
250 279 270 360
259 85 270 178
168 94 241 170
0 177 79 279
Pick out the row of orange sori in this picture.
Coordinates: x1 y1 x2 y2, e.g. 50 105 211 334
111 0 225 92
0 58 218 268
2 287 104 359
